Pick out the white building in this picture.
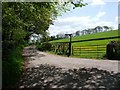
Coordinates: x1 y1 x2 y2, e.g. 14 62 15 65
29 33 42 44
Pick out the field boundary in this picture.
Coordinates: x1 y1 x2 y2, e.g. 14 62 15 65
51 36 120 59
53 36 120 43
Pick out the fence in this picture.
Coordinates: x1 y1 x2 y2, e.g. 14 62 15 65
51 36 120 59
72 44 106 59
51 42 69 55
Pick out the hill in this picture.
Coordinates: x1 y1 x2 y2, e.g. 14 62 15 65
50 30 119 59
51 30 119 46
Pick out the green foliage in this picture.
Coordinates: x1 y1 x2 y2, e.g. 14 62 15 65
37 42 52 51
2 2 87 42
36 43 42 51
2 2 58 42
2 1 87 87
2 46 24 88
110 41 120 60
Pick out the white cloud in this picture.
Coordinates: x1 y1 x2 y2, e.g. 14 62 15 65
48 11 117 36
96 11 106 18
57 16 91 23
56 11 105 24
90 0 105 6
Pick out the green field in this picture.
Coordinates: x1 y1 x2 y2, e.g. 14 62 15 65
51 30 119 44
50 30 120 59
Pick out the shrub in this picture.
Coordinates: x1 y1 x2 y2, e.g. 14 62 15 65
2 45 24 88
106 41 120 60
37 42 52 51
36 43 43 51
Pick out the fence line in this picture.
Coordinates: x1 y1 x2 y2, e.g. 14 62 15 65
51 36 120 58
53 36 120 43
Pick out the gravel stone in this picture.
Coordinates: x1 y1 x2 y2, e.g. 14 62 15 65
18 46 120 89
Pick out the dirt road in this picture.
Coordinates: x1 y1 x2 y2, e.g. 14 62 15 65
23 46 120 73
19 46 120 89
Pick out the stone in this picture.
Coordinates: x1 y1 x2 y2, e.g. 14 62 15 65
72 85 77 88
69 72 73 75
41 77 45 80
59 85 65 88
19 86 24 88
33 83 37 87
78 87 82 89
93 76 97 80
91 80 96 84
52 85 58 88
90 71 95 74
95 82 100 86
99 86 106 88
44 80 48 83
96 75 102 79
48 78 54 82
84 85 91 88
86 80 91 83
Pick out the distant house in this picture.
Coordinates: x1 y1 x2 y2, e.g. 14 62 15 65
29 33 42 44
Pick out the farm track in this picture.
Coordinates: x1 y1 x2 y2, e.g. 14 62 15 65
18 45 120 89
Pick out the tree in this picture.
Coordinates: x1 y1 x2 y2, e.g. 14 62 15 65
109 26 114 31
75 31 80 36
2 1 87 43
2 1 87 88
87 29 91 34
103 26 109 31
94 26 102 33
50 36 56 41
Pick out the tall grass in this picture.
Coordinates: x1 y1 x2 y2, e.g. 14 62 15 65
2 45 24 88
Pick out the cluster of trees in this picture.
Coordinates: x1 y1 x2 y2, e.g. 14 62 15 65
79 26 113 35
2 1 87 87
3 1 87 44
50 26 113 40
2 2 59 45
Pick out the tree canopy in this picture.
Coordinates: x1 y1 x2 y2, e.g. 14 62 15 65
2 1 87 87
2 1 87 43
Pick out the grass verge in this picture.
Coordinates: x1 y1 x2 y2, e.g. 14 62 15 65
2 45 24 88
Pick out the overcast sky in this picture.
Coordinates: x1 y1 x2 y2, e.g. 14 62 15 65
48 0 118 36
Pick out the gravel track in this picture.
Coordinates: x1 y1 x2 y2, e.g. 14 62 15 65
19 46 120 89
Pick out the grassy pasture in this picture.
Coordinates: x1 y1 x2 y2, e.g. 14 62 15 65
51 30 119 43
50 30 120 59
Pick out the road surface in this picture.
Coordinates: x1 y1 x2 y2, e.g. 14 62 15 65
18 46 120 89
23 46 120 73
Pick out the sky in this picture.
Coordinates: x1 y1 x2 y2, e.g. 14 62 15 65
118 0 120 24
48 0 118 36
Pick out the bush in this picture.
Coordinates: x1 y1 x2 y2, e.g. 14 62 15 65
2 45 24 88
106 41 120 60
37 42 52 51
36 43 43 51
